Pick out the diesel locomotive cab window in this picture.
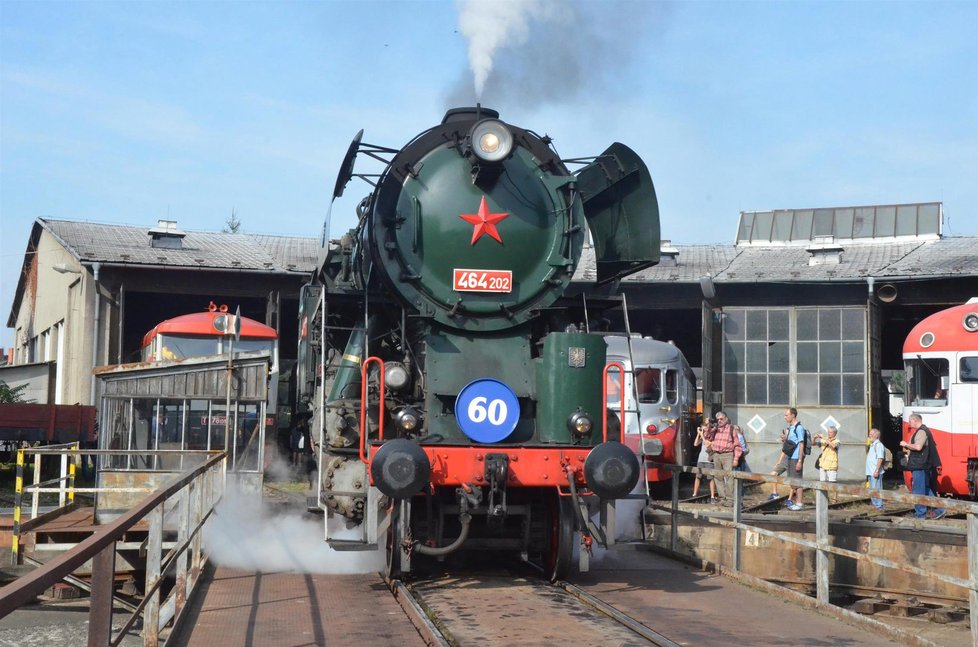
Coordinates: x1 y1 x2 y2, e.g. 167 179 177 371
635 368 662 403
905 357 949 404
961 357 978 383
665 369 678 405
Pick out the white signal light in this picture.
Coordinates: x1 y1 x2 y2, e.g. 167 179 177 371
469 119 513 163
963 312 978 333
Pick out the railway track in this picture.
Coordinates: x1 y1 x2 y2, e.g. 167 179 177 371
387 569 682 647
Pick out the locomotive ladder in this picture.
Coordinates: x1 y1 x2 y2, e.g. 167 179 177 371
619 292 652 541
316 291 391 552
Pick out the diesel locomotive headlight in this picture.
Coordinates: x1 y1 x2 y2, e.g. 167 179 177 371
964 311 978 333
469 119 513 162
643 437 664 457
385 362 410 391
567 409 594 437
395 407 421 432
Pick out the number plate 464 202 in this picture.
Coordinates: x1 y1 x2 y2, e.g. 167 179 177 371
453 269 512 293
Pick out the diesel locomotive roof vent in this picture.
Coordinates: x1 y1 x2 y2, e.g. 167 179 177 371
148 219 187 250
806 235 844 266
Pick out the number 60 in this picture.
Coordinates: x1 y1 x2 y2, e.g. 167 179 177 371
468 396 508 425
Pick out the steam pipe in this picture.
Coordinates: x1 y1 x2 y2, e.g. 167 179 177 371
412 513 471 556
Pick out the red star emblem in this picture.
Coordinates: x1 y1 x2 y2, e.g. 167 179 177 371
459 196 509 245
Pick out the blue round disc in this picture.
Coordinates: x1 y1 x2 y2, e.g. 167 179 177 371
455 378 520 443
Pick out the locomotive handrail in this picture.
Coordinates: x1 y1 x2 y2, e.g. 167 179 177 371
603 361 626 443
359 356 386 463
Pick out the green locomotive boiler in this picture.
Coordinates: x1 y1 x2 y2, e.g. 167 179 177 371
298 107 661 579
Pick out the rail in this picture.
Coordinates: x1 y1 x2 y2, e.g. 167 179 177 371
0 450 227 647
652 462 978 646
11 442 80 565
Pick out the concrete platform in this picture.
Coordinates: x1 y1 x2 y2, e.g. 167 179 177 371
575 544 966 647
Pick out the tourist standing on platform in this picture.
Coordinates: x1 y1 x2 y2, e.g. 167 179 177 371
782 408 807 511
865 428 886 510
692 426 717 503
901 414 946 519
733 425 751 473
703 411 737 505
814 426 840 502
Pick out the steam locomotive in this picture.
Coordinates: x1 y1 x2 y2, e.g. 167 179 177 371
297 107 661 579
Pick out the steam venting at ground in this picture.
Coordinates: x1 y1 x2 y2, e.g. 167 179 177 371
452 0 661 109
203 483 384 574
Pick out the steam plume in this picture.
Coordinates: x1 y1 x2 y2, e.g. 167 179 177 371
452 1 660 110
203 485 384 574
457 0 567 97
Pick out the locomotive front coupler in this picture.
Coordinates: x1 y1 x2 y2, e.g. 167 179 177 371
484 453 509 523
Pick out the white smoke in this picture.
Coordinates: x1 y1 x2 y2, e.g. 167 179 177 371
263 446 295 484
451 1 662 110
456 0 569 97
203 485 384 574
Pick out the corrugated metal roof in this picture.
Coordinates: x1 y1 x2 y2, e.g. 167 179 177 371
572 236 978 285
40 218 319 273
36 217 978 284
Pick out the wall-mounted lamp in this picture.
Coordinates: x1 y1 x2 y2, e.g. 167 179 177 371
699 274 716 300
52 263 81 275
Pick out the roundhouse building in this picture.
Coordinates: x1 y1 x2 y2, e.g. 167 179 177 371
6 203 977 480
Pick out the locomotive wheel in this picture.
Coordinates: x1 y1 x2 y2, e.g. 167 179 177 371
543 495 574 582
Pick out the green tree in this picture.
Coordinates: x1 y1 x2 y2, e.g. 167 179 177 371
0 380 34 403
223 208 242 234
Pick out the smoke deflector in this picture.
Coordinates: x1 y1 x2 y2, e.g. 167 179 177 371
575 143 661 284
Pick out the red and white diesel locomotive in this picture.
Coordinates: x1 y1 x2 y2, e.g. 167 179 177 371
901 298 978 497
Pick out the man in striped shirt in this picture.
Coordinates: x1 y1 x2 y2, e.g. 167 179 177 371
704 411 737 505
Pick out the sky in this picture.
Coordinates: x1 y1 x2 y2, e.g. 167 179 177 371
2 0 976 349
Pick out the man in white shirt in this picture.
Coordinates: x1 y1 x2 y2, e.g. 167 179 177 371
865 428 886 510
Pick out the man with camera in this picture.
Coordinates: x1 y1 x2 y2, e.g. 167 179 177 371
701 411 737 505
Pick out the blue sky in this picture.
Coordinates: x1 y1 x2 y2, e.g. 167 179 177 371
2 0 977 349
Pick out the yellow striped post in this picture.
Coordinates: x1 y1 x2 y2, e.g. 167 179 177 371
11 448 24 566
68 443 78 504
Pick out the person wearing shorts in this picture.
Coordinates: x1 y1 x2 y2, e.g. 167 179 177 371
814 426 840 502
692 426 717 503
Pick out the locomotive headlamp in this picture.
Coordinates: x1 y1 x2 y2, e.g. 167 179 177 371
642 437 664 457
963 311 978 333
567 409 594 437
395 407 422 432
385 362 410 391
469 119 513 163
